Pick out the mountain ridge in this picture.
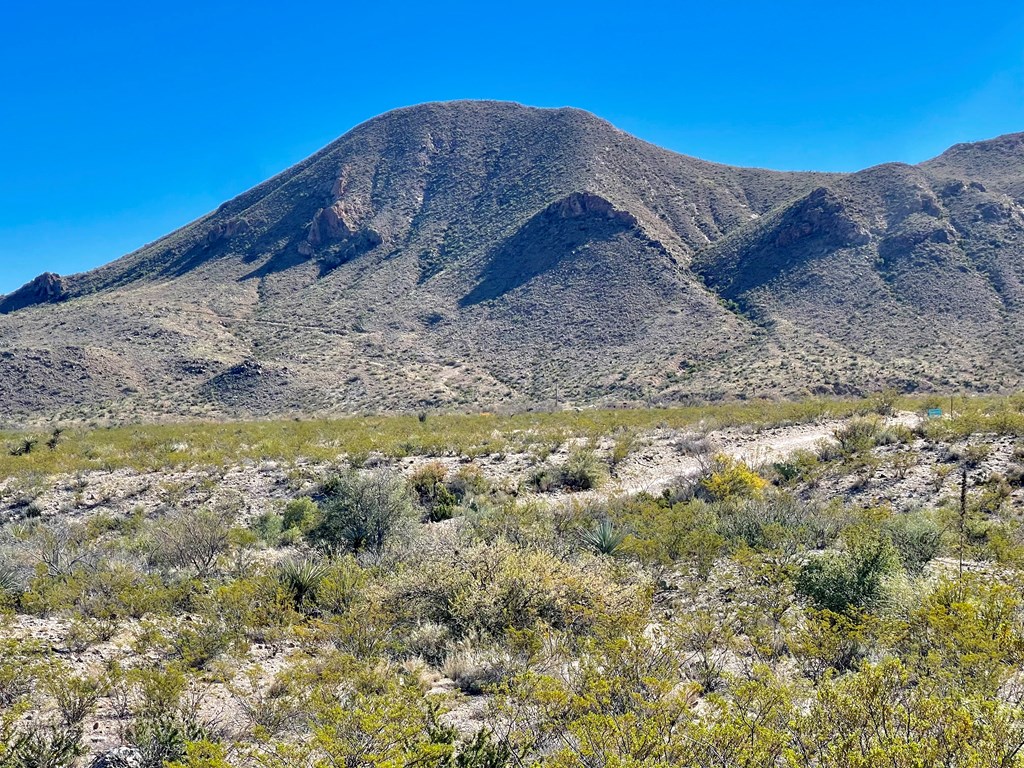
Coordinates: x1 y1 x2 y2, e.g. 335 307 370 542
2 100 1023 424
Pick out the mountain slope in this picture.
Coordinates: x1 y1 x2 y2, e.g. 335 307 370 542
2 101 1023 423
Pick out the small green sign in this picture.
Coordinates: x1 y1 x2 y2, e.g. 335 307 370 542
927 408 943 418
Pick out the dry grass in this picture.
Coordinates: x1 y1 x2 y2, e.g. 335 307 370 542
0 398 884 480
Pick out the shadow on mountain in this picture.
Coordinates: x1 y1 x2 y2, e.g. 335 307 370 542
460 192 642 307
694 187 871 300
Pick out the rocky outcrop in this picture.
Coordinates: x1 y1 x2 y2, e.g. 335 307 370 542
298 199 382 262
0 272 68 314
307 201 361 247
773 187 871 249
88 747 143 768
204 217 250 246
547 191 640 227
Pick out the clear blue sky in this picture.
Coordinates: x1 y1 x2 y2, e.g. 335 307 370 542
3 0 1024 294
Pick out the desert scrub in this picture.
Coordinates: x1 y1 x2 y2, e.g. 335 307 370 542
0 397 884 480
699 455 767 501
528 446 606 493
408 462 458 522
833 417 883 456
795 530 899 615
310 469 415 556
608 497 725 575
609 429 638 471
381 539 648 640
560 447 606 491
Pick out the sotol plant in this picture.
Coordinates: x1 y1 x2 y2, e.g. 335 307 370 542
579 519 627 556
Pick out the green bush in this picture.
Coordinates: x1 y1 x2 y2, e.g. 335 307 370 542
383 541 644 640
311 470 415 555
886 511 942 574
250 511 283 545
528 465 561 493
611 498 724 575
282 497 319 533
796 534 898 614
834 418 882 456
561 448 606 491
409 463 458 522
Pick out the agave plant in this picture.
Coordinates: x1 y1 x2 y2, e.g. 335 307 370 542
278 558 329 610
579 519 627 557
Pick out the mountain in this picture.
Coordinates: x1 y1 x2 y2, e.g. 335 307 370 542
3 100 1024 423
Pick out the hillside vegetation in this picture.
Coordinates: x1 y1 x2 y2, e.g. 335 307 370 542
3 102 1024 422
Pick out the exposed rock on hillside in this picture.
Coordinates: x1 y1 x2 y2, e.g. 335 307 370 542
0 272 67 314
2 101 1024 423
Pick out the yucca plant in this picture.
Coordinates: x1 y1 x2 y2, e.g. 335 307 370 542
278 559 329 610
0 563 21 597
579 519 627 556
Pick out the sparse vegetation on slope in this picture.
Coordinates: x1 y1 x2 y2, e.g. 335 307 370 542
4 102 1024 422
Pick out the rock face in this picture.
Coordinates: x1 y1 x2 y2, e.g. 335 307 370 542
3 100 1024 422
0 272 67 314
772 188 870 249
549 191 640 227
204 217 250 246
88 747 143 768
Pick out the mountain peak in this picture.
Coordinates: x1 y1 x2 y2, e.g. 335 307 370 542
3 106 1024 421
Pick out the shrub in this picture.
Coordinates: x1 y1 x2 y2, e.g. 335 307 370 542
962 443 992 468
834 418 882 455
716 495 848 552
796 535 898 614
943 442 992 467
228 670 302 738
282 497 319 533
441 645 507 695
311 470 415 556
409 463 458 522
613 498 724 574
871 388 900 416
404 621 452 666
788 609 872 681
383 541 644 640
527 465 561 493
130 666 188 720
561 448 606 491
250 510 283 545
447 465 489 500
314 556 367 614
151 508 233 578
46 672 103 727
886 512 942 574
875 424 913 446
699 455 767 501
610 430 637 470
169 619 237 670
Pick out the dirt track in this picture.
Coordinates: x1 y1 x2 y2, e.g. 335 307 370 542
606 412 922 497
